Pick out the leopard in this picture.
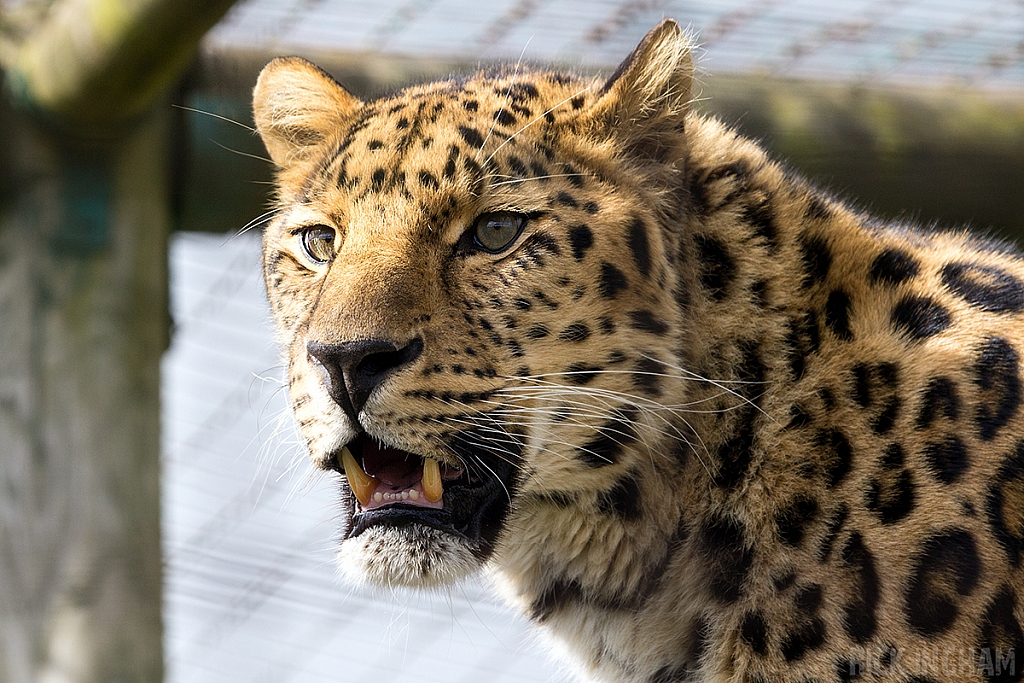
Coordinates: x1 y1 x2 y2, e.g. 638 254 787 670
251 19 1024 683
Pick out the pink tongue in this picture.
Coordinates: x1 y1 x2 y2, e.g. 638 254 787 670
361 441 421 488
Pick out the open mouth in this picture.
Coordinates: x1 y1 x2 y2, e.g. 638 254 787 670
333 431 520 553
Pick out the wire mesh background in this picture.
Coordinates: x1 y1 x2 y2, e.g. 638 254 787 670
206 0 1024 89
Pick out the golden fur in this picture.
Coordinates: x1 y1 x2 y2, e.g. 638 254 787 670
254 20 1024 683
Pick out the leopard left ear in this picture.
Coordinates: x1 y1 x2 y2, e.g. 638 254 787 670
583 19 694 142
253 57 363 168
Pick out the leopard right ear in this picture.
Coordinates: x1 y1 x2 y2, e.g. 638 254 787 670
253 57 363 168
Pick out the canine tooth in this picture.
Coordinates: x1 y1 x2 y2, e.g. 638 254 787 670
422 457 443 502
341 446 376 506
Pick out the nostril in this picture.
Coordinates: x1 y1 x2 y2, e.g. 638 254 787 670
306 337 424 421
357 337 424 380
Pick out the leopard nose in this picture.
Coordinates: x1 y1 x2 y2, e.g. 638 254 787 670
306 337 424 421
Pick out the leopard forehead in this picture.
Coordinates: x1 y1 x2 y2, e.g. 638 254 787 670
274 71 595 227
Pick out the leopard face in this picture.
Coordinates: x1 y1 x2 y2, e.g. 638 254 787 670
255 20 1024 683
253 24 692 589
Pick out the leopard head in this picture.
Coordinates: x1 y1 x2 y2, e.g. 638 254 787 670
253 20 695 589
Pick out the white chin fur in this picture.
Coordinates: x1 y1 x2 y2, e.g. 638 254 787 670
337 525 482 589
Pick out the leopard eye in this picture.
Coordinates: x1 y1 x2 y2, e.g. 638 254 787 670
472 212 526 253
300 225 336 264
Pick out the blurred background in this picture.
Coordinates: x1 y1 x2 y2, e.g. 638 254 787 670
0 1 1022 682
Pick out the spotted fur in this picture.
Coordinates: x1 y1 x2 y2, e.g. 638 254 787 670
254 20 1024 683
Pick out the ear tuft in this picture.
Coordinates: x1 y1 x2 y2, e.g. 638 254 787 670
253 57 362 168
591 19 694 129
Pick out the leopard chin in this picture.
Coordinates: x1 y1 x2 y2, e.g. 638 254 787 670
337 523 486 589
330 432 520 588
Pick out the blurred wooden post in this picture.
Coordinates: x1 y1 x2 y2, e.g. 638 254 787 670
0 0 236 680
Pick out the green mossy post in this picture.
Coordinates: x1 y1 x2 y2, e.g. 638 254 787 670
0 0 236 680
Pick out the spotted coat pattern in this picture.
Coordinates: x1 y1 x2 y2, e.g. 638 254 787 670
253 20 1024 683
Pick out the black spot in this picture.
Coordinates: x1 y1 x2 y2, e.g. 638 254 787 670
974 337 1022 441
781 617 826 662
817 504 848 562
774 571 797 592
584 201 600 214
530 161 548 180
559 322 591 343
576 408 638 467
493 109 517 126
923 436 969 484
507 81 539 101
463 99 478 112
627 217 652 276
800 234 832 288
628 310 668 335
525 324 549 340
698 515 753 603
870 248 920 287
785 403 811 429
528 578 581 622
506 155 528 178
795 583 823 612
418 170 438 189
941 261 1024 314
817 428 853 488
988 441 1024 566
713 342 766 489
458 126 485 148
597 471 642 520
750 279 768 307
743 199 777 249
978 586 1024 683
371 167 386 190
916 376 961 429
849 362 901 435
568 224 593 260
633 356 663 397
562 162 584 188
607 350 626 364
598 316 616 335
740 611 769 655
694 234 735 301
555 191 578 208
598 262 628 299
367 139 384 150
840 532 880 644
564 363 600 385
513 297 532 311
866 466 916 525
784 312 820 381
571 95 585 109
776 497 819 547
891 295 952 341
905 528 981 636
825 289 854 341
